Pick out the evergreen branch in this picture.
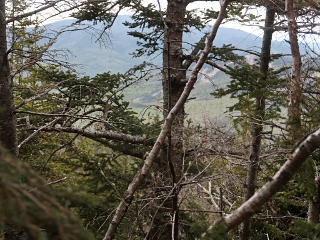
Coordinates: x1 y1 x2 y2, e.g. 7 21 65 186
40 134 80 172
205 60 229 73
6 0 120 24
0 149 94 240
18 115 64 150
9 26 84 78
15 78 74 109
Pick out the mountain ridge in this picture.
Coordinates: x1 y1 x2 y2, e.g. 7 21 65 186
45 16 291 117
48 15 291 76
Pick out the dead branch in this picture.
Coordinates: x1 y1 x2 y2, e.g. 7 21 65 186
206 127 320 234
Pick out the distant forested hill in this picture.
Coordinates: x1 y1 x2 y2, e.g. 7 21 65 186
47 16 291 116
49 16 290 75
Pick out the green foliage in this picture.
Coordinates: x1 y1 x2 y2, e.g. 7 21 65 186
226 1 263 24
211 63 287 138
208 44 245 63
296 157 318 200
213 64 285 120
123 1 205 57
200 222 229 240
16 65 161 139
290 220 320 239
0 149 94 240
19 124 146 239
10 1 320 239
52 139 139 239
201 8 220 22
15 64 160 238
72 1 131 26
124 2 164 57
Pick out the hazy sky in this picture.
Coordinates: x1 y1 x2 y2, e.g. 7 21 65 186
140 0 265 38
41 0 266 39
150 0 220 11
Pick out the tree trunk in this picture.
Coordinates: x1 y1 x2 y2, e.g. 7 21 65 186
240 7 275 240
0 0 17 157
102 1 230 238
162 0 187 181
149 1 188 239
285 0 320 223
308 197 320 223
0 1 22 239
286 0 302 141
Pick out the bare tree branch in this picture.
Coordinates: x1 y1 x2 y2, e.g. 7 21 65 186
102 1 232 239
25 125 153 145
18 115 64 149
6 0 62 23
15 78 74 109
207 127 320 234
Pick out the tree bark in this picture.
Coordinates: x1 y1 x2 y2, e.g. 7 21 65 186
208 128 320 234
286 0 302 141
150 0 188 239
0 0 17 157
102 1 230 239
240 7 275 240
285 0 319 223
0 1 22 239
308 196 320 223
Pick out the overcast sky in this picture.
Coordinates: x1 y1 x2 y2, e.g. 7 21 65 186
139 0 265 38
42 0 266 39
